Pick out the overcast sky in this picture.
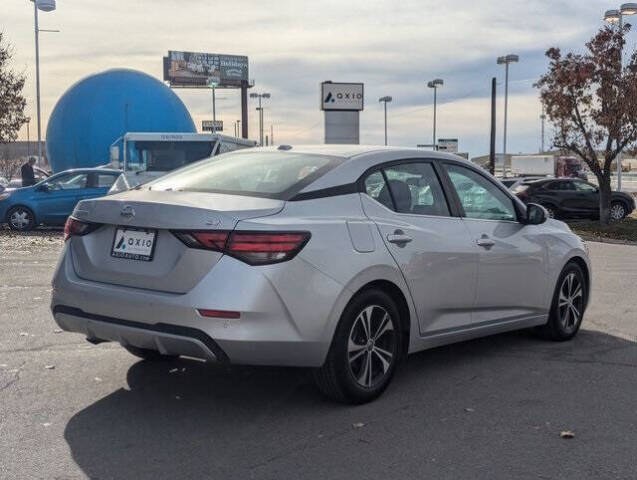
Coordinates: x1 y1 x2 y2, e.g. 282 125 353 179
2 0 623 156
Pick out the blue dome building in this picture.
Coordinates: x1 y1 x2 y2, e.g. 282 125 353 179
46 69 196 172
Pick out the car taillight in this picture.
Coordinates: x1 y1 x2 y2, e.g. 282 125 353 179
172 230 311 265
172 231 230 252
63 217 100 241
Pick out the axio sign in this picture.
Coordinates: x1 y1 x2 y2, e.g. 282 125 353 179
321 82 364 111
321 81 364 144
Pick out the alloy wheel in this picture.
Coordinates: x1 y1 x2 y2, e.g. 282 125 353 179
558 272 583 334
347 305 396 388
610 203 626 221
9 209 30 230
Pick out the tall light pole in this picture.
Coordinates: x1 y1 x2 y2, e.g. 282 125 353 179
26 117 31 159
31 0 57 168
540 106 546 153
427 79 443 149
249 92 270 146
378 96 392 145
604 4 637 191
497 54 519 174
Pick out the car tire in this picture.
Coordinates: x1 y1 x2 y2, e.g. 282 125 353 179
313 288 403 404
537 262 587 341
541 204 556 219
610 201 627 221
6 206 36 231
123 345 178 361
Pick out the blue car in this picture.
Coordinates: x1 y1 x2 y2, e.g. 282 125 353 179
0 168 121 231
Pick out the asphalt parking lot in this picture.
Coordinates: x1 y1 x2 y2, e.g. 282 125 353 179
1 230 636 479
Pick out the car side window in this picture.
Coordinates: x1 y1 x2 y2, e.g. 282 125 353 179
45 173 88 191
364 171 393 210
548 181 574 191
444 163 517 222
97 174 118 188
382 163 450 216
573 181 597 192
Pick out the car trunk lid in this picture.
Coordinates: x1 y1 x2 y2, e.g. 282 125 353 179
69 190 284 293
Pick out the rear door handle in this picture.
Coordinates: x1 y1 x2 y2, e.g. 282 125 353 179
387 233 412 244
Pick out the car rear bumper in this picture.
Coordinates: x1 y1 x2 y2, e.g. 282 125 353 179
51 245 340 367
53 305 229 361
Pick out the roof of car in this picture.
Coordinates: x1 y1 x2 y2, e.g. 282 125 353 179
53 167 121 175
254 144 465 161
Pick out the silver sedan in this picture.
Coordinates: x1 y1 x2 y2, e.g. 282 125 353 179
51 146 591 404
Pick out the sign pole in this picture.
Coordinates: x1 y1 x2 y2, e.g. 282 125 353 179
212 86 216 131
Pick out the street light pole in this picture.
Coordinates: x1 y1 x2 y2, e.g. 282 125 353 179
26 118 31 158
30 0 56 169
604 4 637 191
249 92 270 146
33 2 42 167
378 96 392 145
497 54 519 175
427 79 443 149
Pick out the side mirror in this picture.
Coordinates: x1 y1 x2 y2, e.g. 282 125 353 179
36 183 50 192
525 203 547 225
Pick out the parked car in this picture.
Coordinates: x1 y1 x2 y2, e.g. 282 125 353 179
512 177 635 221
0 168 121 231
51 146 590 404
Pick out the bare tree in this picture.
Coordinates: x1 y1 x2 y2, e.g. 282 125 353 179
0 32 27 145
536 25 637 224
0 147 21 181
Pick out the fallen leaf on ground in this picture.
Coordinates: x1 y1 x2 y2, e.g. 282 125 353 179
560 430 575 439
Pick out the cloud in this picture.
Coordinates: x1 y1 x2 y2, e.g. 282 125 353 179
3 0 611 156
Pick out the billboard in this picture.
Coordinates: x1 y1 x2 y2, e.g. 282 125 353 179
202 120 223 132
321 82 364 111
163 51 249 88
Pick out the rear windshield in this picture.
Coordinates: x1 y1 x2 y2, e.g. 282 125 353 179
147 151 343 199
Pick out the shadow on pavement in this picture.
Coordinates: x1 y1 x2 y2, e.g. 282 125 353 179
64 329 637 480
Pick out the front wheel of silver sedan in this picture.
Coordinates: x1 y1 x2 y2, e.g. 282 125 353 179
313 289 402 404
537 262 587 341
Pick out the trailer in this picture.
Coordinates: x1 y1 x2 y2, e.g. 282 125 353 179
107 132 256 193
510 155 585 179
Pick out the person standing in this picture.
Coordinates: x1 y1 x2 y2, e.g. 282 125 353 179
21 158 37 187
